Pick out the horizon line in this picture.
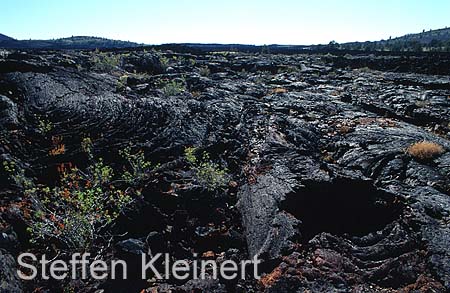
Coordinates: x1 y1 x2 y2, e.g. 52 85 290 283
2 25 449 47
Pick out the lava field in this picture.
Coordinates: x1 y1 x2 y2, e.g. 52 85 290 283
0 49 449 292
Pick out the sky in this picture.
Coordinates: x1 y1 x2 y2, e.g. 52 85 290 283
1 0 449 45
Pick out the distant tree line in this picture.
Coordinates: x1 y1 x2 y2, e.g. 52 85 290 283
326 28 450 52
335 39 450 52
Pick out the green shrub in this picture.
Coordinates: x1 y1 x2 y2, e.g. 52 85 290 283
116 74 128 91
22 142 155 251
159 55 170 70
199 66 211 76
162 80 186 96
119 146 155 185
3 160 33 189
36 115 53 134
116 72 149 91
184 147 228 191
185 147 197 165
10 139 156 252
90 50 120 72
177 56 196 66
25 159 133 250
25 157 135 250
81 136 94 159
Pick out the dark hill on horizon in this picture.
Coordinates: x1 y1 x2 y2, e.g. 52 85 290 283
390 27 450 44
339 27 450 52
0 33 15 41
0 35 141 49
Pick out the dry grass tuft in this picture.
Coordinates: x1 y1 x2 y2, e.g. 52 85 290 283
269 87 288 94
407 141 445 160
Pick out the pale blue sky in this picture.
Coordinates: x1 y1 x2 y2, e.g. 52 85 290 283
1 0 449 45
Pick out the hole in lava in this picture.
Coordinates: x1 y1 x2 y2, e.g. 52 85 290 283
280 178 403 242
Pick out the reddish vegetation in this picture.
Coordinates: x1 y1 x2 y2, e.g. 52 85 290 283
260 266 283 288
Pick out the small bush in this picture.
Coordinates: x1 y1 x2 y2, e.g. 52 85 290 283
407 141 445 160
116 72 149 91
199 66 210 77
81 136 94 159
90 50 120 72
162 80 186 96
184 147 228 191
159 55 170 70
3 160 33 189
119 146 155 185
22 143 151 251
116 74 128 91
177 56 196 66
36 115 53 134
26 156 138 250
185 147 197 165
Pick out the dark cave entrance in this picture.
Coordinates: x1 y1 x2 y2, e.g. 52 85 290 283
280 179 403 242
